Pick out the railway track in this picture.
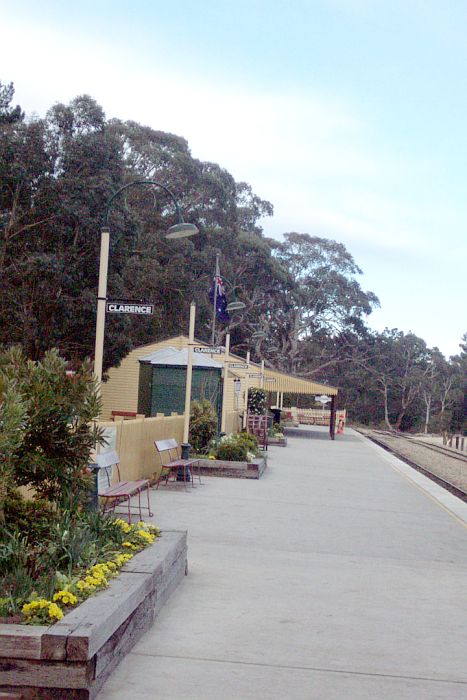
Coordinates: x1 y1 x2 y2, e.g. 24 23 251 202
356 428 467 502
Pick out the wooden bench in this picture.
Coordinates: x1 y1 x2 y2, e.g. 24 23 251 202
95 449 153 523
154 439 201 490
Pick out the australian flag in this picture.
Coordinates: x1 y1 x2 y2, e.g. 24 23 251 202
209 275 230 323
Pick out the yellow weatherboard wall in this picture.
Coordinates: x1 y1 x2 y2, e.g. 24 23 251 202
100 334 338 426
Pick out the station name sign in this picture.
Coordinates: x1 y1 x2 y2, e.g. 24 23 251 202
106 302 154 315
193 346 224 355
229 363 249 369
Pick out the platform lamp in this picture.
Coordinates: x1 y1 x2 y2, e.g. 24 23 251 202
94 179 198 385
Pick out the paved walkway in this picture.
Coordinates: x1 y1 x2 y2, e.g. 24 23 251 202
99 427 467 699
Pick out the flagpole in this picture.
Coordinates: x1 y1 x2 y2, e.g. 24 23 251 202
211 252 220 346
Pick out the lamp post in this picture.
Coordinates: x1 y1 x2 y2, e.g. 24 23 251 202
94 179 198 384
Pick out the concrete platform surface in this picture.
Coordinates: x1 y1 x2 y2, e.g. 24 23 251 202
98 427 467 699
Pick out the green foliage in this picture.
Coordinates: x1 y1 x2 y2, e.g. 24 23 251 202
235 431 259 453
215 441 248 461
189 400 218 454
210 432 258 461
248 388 267 415
0 347 103 511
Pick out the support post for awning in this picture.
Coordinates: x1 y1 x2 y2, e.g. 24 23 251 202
220 333 230 433
329 395 336 440
243 350 250 429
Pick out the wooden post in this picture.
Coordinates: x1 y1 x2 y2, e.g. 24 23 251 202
182 302 196 445
242 350 250 429
329 395 336 440
94 227 110 386
220 333 230 433
260 360 265 389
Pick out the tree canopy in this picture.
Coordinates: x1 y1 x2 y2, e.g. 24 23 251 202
1 82 464 433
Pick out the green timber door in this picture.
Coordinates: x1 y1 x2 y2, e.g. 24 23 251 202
149 365 222 420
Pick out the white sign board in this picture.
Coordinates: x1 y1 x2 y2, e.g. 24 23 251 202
107 302 154 315
229 363 249 369
193 346 224 355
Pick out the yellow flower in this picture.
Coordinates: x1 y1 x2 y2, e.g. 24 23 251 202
53 590 78 606
48 603 64 620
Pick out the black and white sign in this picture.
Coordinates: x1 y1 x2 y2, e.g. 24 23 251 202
248 373 263 378
193 346 224 355
106 301 154 315
234 378 241 393
229 363 249 369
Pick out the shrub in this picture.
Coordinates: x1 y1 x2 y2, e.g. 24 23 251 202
236 432 259 453
215 441 248 461
189 400 218 454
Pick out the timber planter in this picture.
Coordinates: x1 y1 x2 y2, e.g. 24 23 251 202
0 530 187 700
267 436 287 447
196 456 267 479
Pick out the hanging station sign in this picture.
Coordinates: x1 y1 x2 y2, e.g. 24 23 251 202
106 301 154 315
193 346 224 355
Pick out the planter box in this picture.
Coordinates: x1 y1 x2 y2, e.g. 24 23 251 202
267 436 287 447
0 530 187 699
196 456 267 479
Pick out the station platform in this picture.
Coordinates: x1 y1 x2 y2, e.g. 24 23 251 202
99 427 467 700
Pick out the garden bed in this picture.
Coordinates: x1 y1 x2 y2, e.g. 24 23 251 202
267 436 287 447
196 456 267 479
0 530 187 700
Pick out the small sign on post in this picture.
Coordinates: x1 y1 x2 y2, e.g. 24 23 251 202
193 346 224 355
106 301 154 315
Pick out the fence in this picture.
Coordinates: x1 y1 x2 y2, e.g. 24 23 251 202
443 433 466 453
96 413 184 482
283 407 346 427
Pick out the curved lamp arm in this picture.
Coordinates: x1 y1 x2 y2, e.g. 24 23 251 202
103 179 184 228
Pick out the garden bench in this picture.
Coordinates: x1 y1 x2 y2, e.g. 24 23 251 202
95 449 153 523
154 438 201 490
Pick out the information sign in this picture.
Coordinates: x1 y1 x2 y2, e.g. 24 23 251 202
229 363 249 369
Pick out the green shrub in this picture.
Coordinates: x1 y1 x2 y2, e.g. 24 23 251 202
189 400 218 454
236 432 259 453
216 441 248 461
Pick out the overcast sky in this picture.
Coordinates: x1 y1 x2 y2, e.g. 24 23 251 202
2 0 466 357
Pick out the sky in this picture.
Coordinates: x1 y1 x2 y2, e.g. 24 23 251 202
1 0 466 357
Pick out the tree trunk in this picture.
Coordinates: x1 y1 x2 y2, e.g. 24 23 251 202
383 385 392 429
424 395 431 434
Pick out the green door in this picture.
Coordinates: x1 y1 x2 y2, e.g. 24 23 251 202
148 365 222 421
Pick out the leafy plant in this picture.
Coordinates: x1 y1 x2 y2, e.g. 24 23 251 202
0 347 104 511
215 441 248 461
189 400 218 454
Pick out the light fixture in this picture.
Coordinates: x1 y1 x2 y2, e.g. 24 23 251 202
226 299 246 312
166 222 199 239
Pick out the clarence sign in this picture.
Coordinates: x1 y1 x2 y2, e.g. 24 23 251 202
106 302 154 315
